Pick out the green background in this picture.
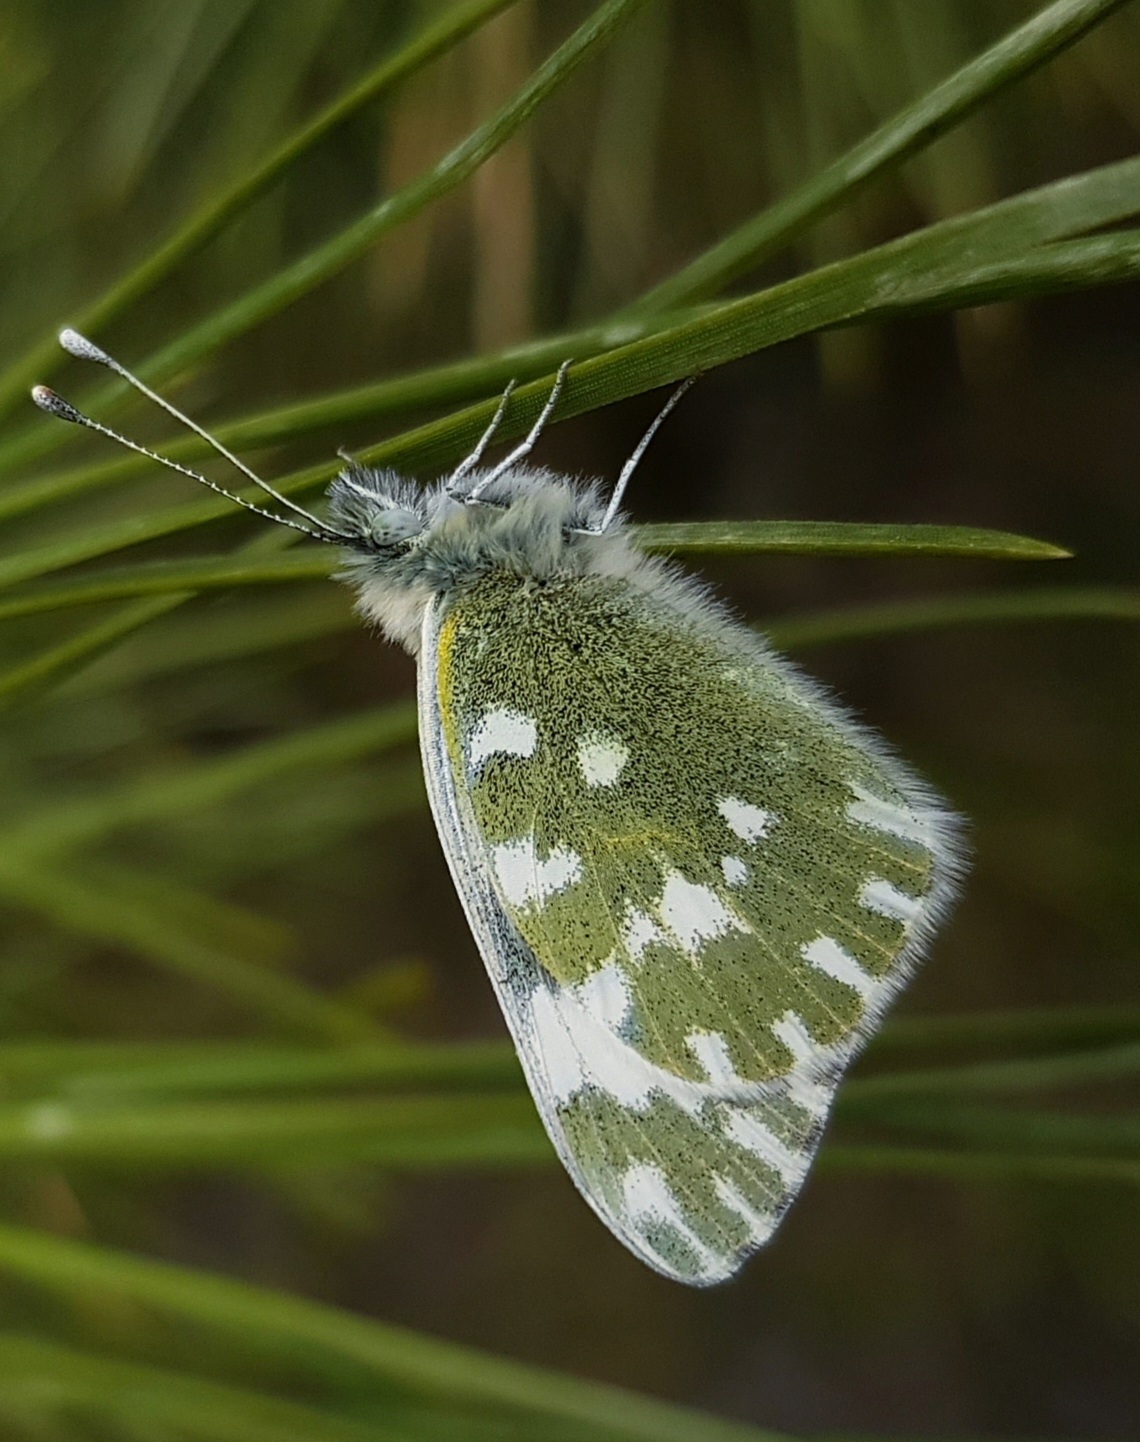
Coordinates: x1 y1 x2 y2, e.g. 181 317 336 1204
0 1 1137 1437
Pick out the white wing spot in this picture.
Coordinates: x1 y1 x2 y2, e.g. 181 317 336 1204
771 1011 832 1120
492 835 582 910
573 961 634 1033
721 855 749 887
724 1109 808 1187
860 876 923 924
847 783 937 849
686 1030 744 1087
577 733 629 788
622 1163 721 1278
466 708 537 774
713 1174 776 1240
802 935 875 1001
622 906 665 963
660 871 748 958
718 796 776 844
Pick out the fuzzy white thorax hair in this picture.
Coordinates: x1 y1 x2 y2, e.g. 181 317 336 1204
329 464 670 653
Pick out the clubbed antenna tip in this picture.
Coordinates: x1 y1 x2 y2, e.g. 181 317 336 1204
58 328 107 365
30 385 80 422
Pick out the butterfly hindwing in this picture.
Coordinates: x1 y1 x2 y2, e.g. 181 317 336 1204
419 563 961 1284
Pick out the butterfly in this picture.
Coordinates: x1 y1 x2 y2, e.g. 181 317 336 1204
34 333 965 1285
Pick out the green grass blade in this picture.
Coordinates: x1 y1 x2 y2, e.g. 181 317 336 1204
765 586 1140 650
0 595 188 704
818 1145 1140 1187
871 1004 1140 1059
632 0 1131 312
0 522 1068 629
849 1100 1140 1156
843 1043 1140 1108
8 150 1136 588
0 0 653 486
0 0 522 424
0 1333 414 1442
0 1224 787 1442
0 861 380 1042
3 1007 1134 1097
1 701 418 856
0 1091 545 1167
636 520 1069 560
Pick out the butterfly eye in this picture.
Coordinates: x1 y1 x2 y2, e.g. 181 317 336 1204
368 509 422 547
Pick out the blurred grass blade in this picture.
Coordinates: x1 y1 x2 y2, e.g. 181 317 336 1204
849 1100 1140 1156
0 1224 787 1442
1 700 419 856
0 860 380 1041
0 1006 1132 1096
872 1004 1140 1060
0 594 187 705
632 0 1131 312
0 0 653 481
129 0 652 385
842 1043 1140 1109
0 1333 414 1442
0 1091 546 1168
765 586 1140 650
818 1145 1140 1187
0 0 523 423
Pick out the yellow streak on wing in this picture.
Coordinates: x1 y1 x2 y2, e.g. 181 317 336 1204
434 603 465 772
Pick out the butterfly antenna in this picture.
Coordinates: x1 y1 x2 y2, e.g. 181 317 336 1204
31 384 345 543
599 376 697 531
49 328 343 536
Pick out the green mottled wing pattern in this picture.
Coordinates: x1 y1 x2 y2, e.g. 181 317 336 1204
419 565 961 1284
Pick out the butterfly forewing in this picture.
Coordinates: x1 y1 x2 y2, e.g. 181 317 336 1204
420 565 960 1284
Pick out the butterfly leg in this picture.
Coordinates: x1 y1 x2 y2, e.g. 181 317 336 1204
447 379 518 498
594 376 696 532
465 361 572 503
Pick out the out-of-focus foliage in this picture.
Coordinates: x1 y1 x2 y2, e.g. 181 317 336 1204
0 1 1137 1437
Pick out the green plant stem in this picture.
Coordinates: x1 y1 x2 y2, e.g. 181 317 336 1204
0 1224 786 1442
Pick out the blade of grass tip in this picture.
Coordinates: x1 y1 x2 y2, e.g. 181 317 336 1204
0 1225 789 1442
818 1144 1140 1188
628 0 1133 313
0 860 380 1043
0 0 653 481
0 1333 414 1442
764 586 1140 651
0 0 524 425
635 520 1070 560
1 700 420 858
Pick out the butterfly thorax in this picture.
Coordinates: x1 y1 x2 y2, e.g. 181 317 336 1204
329 464 647 652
